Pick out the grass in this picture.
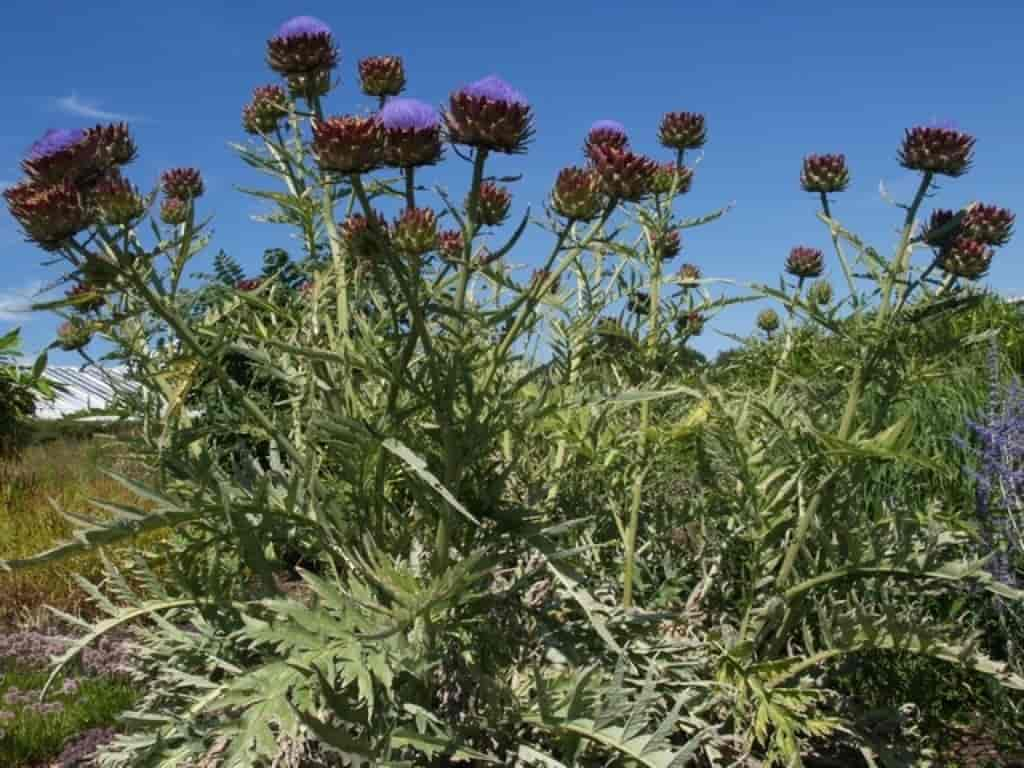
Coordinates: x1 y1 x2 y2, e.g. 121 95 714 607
0 657 137 767
0 423 165 627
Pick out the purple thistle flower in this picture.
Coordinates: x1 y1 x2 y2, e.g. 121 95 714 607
275 15 332 40
27 128 87 160
379 98 439 131
589 120 627 138
458 75 527 107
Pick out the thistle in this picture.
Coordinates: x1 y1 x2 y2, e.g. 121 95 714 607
808 279 833 306
358 56 406 98
87 123 137 168
650 162 693 197
651 228 681 261
93 173 146 226
312 115 385 174
267 16 339 98
160 197 188 225
963 204 1015 247
679 263 701 284
658 112 706 151
236 278 264 292
437 229 465 261
898 124 975 177
65 282 105 313
922 209 959 247
160 168 204 200
584 120 628 162
341 211 390 261
393 207 439 255
243 85 289 134
588 145 657 202
21 128 101 187
551 166 603 221
56 320 92 351
445 75 533 154
472 182 512 227
4 179 92 250
800 153 849 193
379 98 442 168
785 246 824 279
756 308 780 335
938 236 993 280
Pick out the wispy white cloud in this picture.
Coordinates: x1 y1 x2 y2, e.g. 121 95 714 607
54 92 147 122
0 280 51 321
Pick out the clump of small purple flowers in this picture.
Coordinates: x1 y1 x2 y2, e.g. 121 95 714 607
52 726 118 767
445 75 533 154
584 120 628 161
267 16 339 99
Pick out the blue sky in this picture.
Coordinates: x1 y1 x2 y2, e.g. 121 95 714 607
1 0 1021 364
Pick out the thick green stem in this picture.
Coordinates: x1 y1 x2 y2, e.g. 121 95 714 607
886 171 933 314
820 192 858 307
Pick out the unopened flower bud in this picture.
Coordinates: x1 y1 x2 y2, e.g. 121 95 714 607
552 166 603 221
243 85 289 134
651 228 681 261
93 173 145 226
235 278 264 292
393 207 438 255
922 209 960 248
808 279 833 305
785 246 824 279
437 229 464 261
160 167 204 200
57 320 92 351
472 182 512 227
588 145 657 202
312 115 385 174
160 197 189 225
938 237 993 280
756 308 780 335
650 163 693 197
584 120 628 162
358 56 406 98
679 263 701 284
341 211 390 262
678 311 705 336
658 112 707 151
800 153 849 193
898 124 975 177
963 204 1014 247
4 179 92 251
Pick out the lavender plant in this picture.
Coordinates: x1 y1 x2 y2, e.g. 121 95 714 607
2 13 1023 767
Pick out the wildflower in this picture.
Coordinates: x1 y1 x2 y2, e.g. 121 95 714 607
551 166 603 221
65 282 105 313
679 310 705 336
651 228 681 261
922 209 960 248
785 246 825 279
658 111 707 151
4 179 92 250
379 98 442 168
267 16 338 98
312 115 384 174
800 153 849 193
393 207 438 255
57 320 92 351
898 125 975 177
445 75 533 154
341 211 389 262
93 173 146 226
160 197 188 225
938 236 993 280
160 167 203 200
472 182 511 226
242 85 289 134
584 120 628 161
650 162 693 197
757 308 780 335
358 56 406 98
437 229 464 261
588 145 657 202
963 204 1015 247
808 279 833 305
87 122 137 168
21 128 97 186
679 263 701 284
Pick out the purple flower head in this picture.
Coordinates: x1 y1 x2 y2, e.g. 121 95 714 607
379 98 439 131
589 120 627 139
276 15 332 40
459 75 527 106
27 128 87 160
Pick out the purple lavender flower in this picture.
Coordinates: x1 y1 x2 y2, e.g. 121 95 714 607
27 128 87 160
53 726 118 766
589 120 627 138
380 98 439 131
458 75 527 106
275 15 332 39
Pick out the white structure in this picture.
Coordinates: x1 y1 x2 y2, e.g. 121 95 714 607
34 366 135 420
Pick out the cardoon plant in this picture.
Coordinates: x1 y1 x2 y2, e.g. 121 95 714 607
3 14 1024 768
